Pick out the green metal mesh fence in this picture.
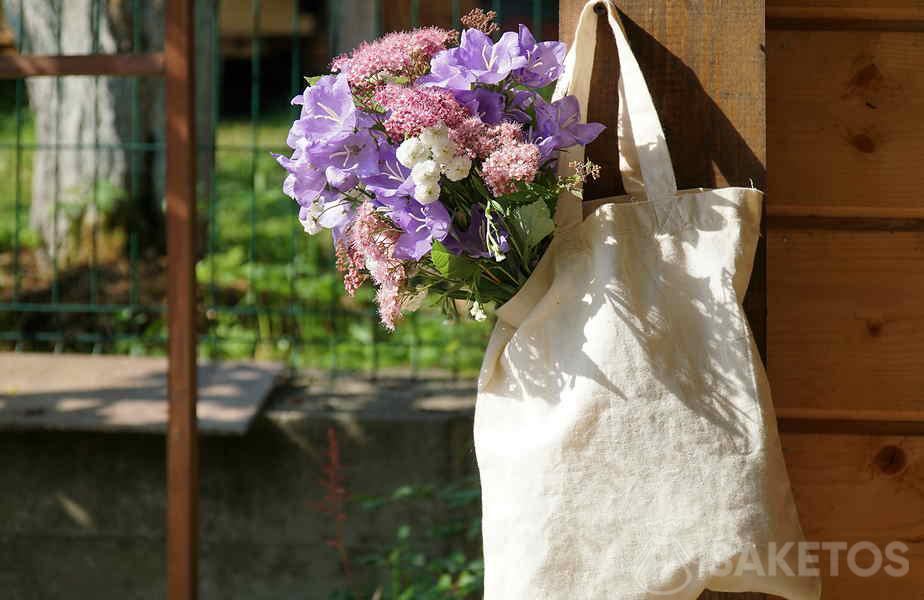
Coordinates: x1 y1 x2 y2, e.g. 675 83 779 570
0 0 559 378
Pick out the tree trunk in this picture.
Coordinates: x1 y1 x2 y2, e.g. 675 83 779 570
3 0 216 263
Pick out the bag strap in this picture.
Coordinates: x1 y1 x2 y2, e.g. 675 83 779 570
553 0 678 227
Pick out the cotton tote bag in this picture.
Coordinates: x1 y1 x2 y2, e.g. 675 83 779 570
473 2 823 599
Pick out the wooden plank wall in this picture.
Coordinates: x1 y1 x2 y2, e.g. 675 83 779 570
767 1 924 598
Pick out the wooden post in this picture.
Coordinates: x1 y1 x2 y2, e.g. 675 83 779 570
0 54 165 78
165 0 198 598
558 2 768 599
559 0 768 360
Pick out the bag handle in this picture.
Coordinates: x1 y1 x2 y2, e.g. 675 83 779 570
552 0 678 227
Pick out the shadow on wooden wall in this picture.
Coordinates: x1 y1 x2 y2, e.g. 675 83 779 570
578 3 768 361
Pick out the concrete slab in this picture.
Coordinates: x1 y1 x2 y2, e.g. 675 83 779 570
269 369 477 421
0 353 284 434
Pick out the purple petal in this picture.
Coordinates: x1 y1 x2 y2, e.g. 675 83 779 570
518 24 538 51
453 88 505 125
363 143 415 201
290 74 356 145
318 198 354 233
394 230 433 260
514 25 566 88
307 130 379 178
388 199 451 260
325 166 357 191
419 49 477 89
570 122 606 147
481 31 527 84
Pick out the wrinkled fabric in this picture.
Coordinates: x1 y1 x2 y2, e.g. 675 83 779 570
473 3 822 599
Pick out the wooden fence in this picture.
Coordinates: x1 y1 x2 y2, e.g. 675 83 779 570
0 1 200 598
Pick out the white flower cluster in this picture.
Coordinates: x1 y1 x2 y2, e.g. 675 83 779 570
396 125 472 205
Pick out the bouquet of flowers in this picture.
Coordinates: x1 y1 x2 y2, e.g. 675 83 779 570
277 10 603 329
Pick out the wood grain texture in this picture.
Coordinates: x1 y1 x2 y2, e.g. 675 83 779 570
768 229 924 422
767 1 924 31
698 594 771 600
765 5 924 598
767 30 924 217
560 1 767 193
769 0 924 6
165 0 199 597
781 432 924 598
768 0 924 25
559 0 768 359
0 53 164 78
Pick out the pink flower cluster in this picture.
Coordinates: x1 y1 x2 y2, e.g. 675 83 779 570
481 141 541 196
448 117 540 196
374 85 471 141
449 118 524 159
331 27 454 92
335 243 366 295
336 202 407 329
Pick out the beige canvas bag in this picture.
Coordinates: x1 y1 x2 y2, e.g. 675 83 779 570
474 2 823 598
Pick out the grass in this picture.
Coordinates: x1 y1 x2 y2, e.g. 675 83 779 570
0 83 38 255
0 104 491 375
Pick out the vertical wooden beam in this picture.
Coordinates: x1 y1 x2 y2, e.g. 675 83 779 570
559 0 768 361
165 0 198 598
559 2 768 599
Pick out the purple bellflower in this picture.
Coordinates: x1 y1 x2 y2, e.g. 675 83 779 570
276 139 327 206
387 198 452 260
453 88 506 124
307 129 379 194
420 28 527 90
287 74 357 147
531 95 606 161
513 25 566 89
362 143 416 203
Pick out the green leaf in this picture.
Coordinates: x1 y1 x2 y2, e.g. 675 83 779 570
304 75 324 86
469 175 495 203
430 240 477 281
497 180 558 209
474 277 513 305
510 200 555 248
537 82 557 102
